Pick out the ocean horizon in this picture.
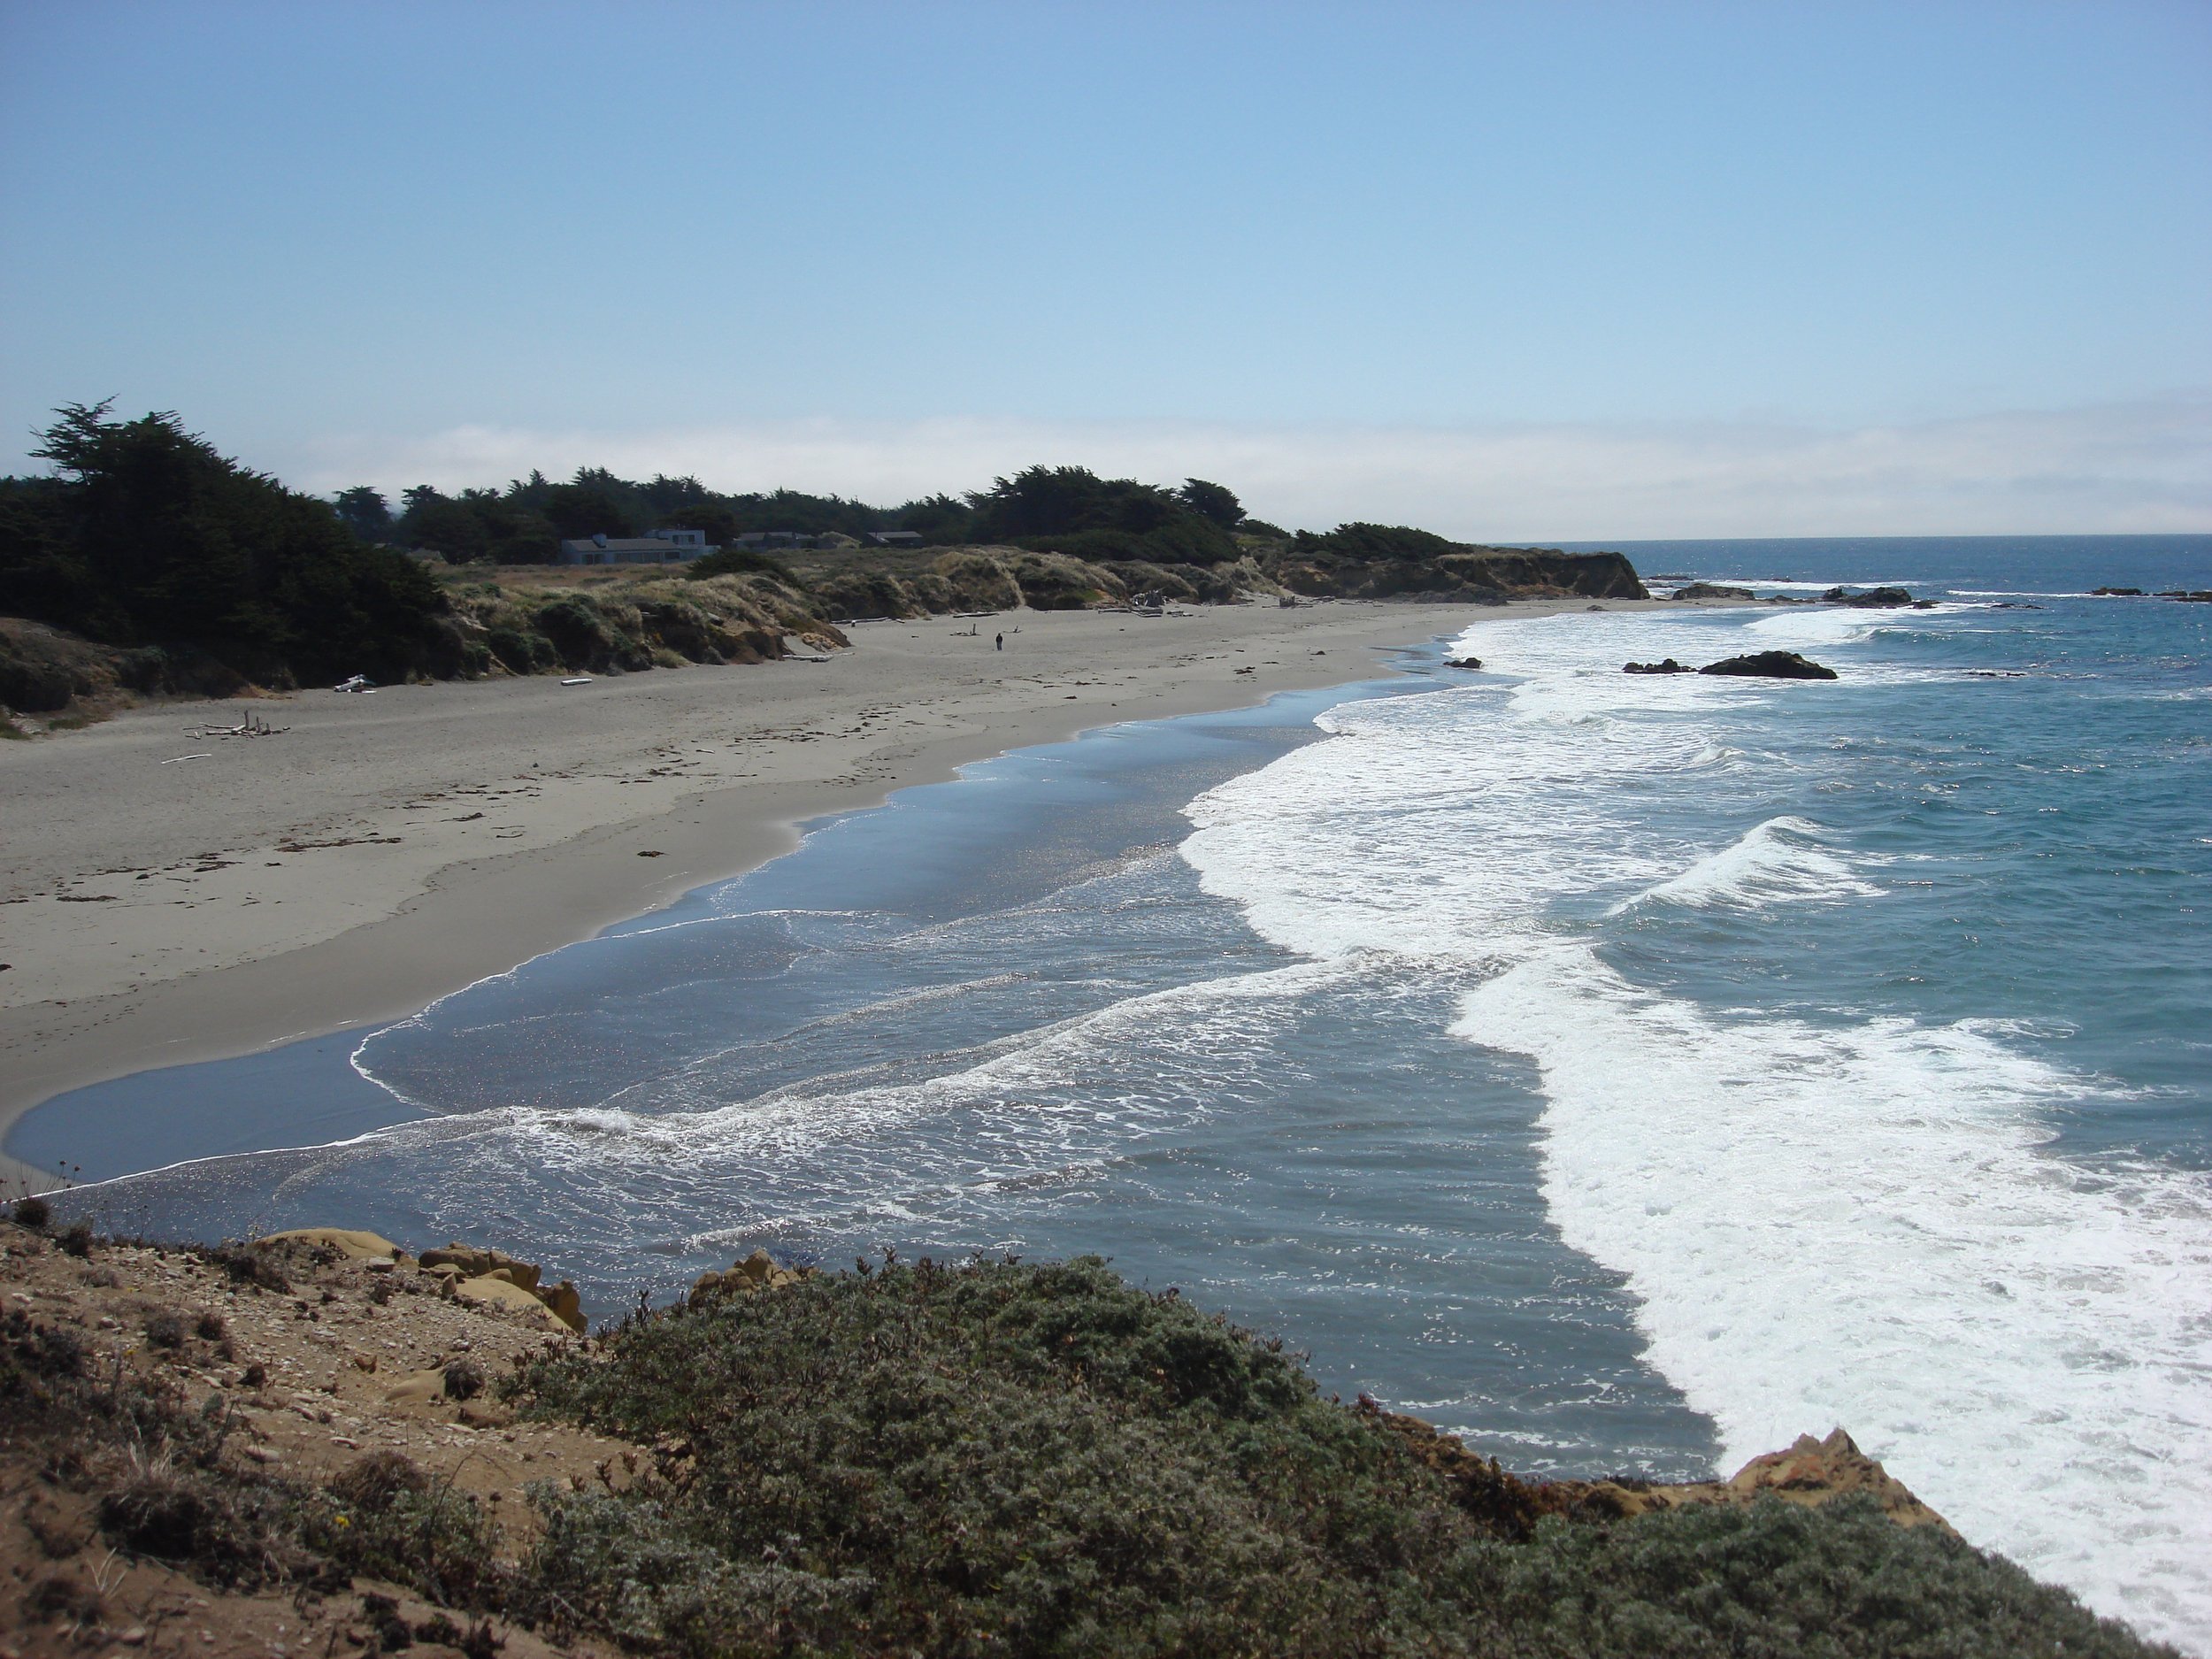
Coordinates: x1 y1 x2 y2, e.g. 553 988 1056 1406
19 533 2212 1650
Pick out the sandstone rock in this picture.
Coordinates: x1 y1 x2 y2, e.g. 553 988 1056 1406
1717 1428 1951 1529
382 1369 451 1407
1371 1407 1948 1539
452 1272 566 1332
420 1243 540 1291
1698 650 1838 680
538 1279 585 1332
256 1228 403 1262
689 1248 815 1306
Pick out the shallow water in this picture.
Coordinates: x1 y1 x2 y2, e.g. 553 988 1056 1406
22 534 2212 1648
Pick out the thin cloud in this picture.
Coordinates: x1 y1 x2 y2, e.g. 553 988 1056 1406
291 396 2211 541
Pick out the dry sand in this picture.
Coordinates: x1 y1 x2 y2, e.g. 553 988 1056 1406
0 597 1674 1186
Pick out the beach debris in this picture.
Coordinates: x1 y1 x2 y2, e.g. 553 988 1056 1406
560 675 593 685
638 849 664 857
186 711 287 739
1698 650 1839 680
333 674 377 693
159 752 213 764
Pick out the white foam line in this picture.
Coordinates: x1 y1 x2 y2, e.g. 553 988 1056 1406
1458 945 2212 1648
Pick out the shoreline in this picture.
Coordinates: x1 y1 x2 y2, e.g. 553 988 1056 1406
1 596 1688 1184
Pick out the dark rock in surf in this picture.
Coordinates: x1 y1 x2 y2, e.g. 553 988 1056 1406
1624 658 1693 674
2091 586 2145 596
1821 586 1914 608
1698 651 1839 681
1444 656 1482 670
2157 589 2212 603
1670 582 1755 600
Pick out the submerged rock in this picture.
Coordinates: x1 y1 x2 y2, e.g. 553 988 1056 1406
2092 586 2146 596
1699 650 1838 680
1444 656 1482 670
1624 658 1693 674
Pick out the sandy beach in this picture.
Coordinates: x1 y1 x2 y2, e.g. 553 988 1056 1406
0 596 1683 1185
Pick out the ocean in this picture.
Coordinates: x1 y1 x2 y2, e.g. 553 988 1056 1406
19 534 2211 1649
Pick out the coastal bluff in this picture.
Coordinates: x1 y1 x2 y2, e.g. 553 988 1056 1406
1 1219 2172 1657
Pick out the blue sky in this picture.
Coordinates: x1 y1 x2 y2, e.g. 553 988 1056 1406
3 1 2207 536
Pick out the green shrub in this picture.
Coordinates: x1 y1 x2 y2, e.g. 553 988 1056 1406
485 626 550 674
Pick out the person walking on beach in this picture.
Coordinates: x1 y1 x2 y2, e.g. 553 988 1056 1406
995 632 1003 650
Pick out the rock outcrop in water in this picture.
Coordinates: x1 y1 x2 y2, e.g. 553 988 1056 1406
1822 585 1916 607
1699 650 1839 680
1670 582 1755 600
1624 658 1694 674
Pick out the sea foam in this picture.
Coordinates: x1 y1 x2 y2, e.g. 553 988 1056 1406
1179 605 2212 1648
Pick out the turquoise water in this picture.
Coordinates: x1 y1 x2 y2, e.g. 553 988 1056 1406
20 534 2211 1647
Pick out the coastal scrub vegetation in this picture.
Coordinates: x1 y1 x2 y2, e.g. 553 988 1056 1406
0 1243 2171 1656
499 1255 2163 1658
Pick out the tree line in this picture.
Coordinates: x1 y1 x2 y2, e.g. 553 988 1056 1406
334 460 1276 568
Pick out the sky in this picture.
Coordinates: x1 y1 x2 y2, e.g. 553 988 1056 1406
2 1 2207 539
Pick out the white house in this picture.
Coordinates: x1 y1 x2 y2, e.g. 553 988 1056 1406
557 528 719 566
